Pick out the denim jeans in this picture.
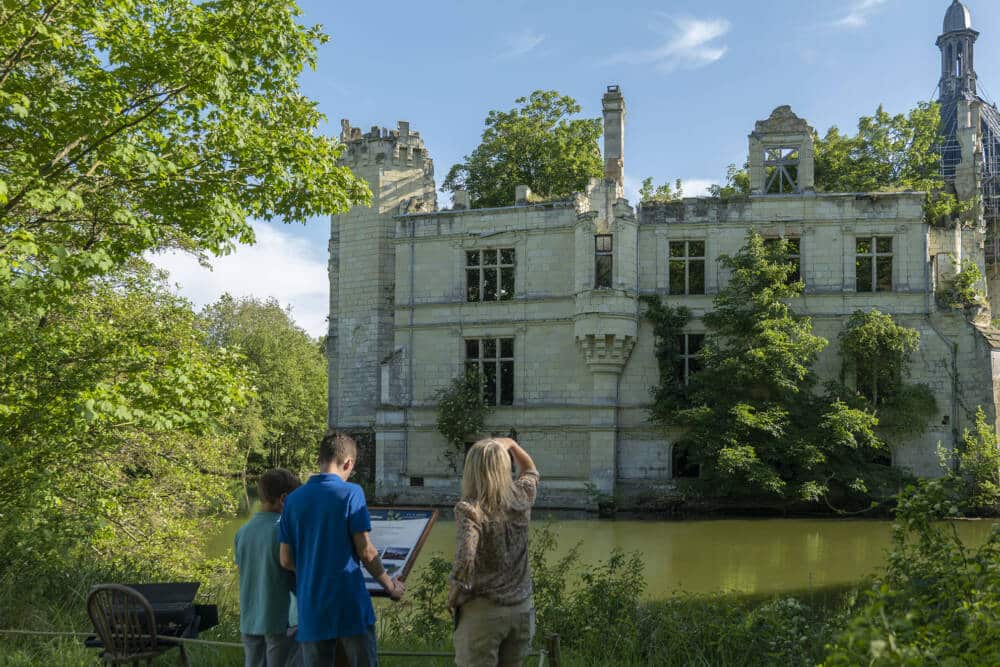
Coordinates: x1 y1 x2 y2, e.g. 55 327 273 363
300 626 378 667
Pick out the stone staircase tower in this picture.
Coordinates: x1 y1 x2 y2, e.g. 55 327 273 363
329 121 436 434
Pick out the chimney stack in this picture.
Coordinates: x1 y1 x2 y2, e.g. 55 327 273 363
602 85 625 186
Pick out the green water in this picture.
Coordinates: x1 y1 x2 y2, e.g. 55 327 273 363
209 511 997 599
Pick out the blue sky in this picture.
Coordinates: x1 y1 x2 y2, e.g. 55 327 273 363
157 0 1000 336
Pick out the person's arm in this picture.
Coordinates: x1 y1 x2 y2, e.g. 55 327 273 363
351 531 404 601
448 503 481 610
279 543 295 572
494 437 537 476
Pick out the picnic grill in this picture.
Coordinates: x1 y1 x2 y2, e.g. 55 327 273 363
85 582 218 665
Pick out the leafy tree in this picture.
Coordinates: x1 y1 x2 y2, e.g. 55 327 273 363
813 102 943 193
0 0 369 300
435 368 492 473
708 163 751 199
639 177 683 203
837 310 937 445
200 295 328 475
0 262 251 577
954 408 1000 513
647 232 893 502
838 310 921 409
442 91 602 208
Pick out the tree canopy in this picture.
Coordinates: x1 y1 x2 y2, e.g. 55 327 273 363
201 294 328 475
0 0 369 300
442 90 603 208
814 102 943 193
0 0 365 580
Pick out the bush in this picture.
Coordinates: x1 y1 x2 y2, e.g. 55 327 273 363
824 479 1000 665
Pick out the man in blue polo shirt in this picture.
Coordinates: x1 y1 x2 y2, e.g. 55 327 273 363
279 432 405 666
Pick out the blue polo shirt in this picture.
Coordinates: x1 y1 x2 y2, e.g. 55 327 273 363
278 473 375 642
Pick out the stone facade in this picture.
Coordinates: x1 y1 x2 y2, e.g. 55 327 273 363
329 4 1000 508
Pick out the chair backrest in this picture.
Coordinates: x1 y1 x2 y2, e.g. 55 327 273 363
87 584 159 659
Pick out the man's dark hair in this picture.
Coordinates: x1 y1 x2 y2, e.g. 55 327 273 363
257 468 300 504
319 431 358 466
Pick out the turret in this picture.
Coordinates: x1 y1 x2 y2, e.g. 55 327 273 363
328 120 436 433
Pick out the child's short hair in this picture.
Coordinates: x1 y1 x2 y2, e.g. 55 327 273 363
257 468 300 504
318 431 358 466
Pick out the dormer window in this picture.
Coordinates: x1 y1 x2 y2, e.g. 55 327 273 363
764 147 800 194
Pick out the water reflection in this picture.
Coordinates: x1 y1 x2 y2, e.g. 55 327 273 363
208 514 996 599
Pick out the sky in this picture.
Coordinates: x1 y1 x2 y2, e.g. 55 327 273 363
155 0 1000 337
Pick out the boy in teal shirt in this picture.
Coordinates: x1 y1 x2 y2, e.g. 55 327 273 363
235 468 301 667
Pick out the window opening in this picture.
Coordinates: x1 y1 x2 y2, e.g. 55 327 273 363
764 147 800 194
668 240 706 295
465 337 514 406
595 234 613 289
764 237 802 285
672 443 700 479
855 236 893 293
466 249 515 302
672 334 704 385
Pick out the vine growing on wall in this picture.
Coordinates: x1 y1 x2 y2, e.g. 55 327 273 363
435 367 493 473
640 296 691 424
937 256 988 310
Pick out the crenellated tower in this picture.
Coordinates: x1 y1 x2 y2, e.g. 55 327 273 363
329 121 436 433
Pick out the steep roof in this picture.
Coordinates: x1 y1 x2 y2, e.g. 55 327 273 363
944 1 972 33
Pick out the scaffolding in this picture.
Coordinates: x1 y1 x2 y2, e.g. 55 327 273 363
939 92 1000 266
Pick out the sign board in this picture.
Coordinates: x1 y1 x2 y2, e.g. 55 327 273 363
364 507 438 597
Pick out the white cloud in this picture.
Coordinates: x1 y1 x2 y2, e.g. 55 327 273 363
609 16 731 72
152 222 329 337
834 0 888 29
497 28 546 60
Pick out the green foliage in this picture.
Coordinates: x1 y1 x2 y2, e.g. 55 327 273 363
708 163 751 199
435 368 492 472
924 191 979 227
441 91 602 208
648 232 894 502
641 296 691 423
952 408 1000 513
200 295 327 475
824 479 1000 665
839 310 921 407
0 262 250 581
639 177 683 203
814 103 943 193
938 256 987 310
0 0 369 302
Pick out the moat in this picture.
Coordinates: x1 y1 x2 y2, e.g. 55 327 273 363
209 513 997 599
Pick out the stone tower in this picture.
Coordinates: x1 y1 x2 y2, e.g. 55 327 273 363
935 1 1000 293
329 121 436 433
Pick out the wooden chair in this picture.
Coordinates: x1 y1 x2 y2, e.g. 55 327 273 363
86 584 188 666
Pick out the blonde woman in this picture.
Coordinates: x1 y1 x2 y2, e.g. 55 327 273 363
448 437 539 667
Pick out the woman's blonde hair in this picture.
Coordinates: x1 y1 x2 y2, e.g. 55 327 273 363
461 439 514 516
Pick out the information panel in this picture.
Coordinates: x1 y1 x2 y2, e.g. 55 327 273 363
364 507 438 597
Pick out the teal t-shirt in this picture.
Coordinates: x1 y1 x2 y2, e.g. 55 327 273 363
234 511 297 635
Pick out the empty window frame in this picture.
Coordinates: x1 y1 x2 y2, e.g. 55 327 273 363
673 334 704 385
764 237 802 285
672 443 700 479
668 241 706 295
466 249 515 302
855 236 893 293
595 234 613 288
764 147 800 194
465 338 514 406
